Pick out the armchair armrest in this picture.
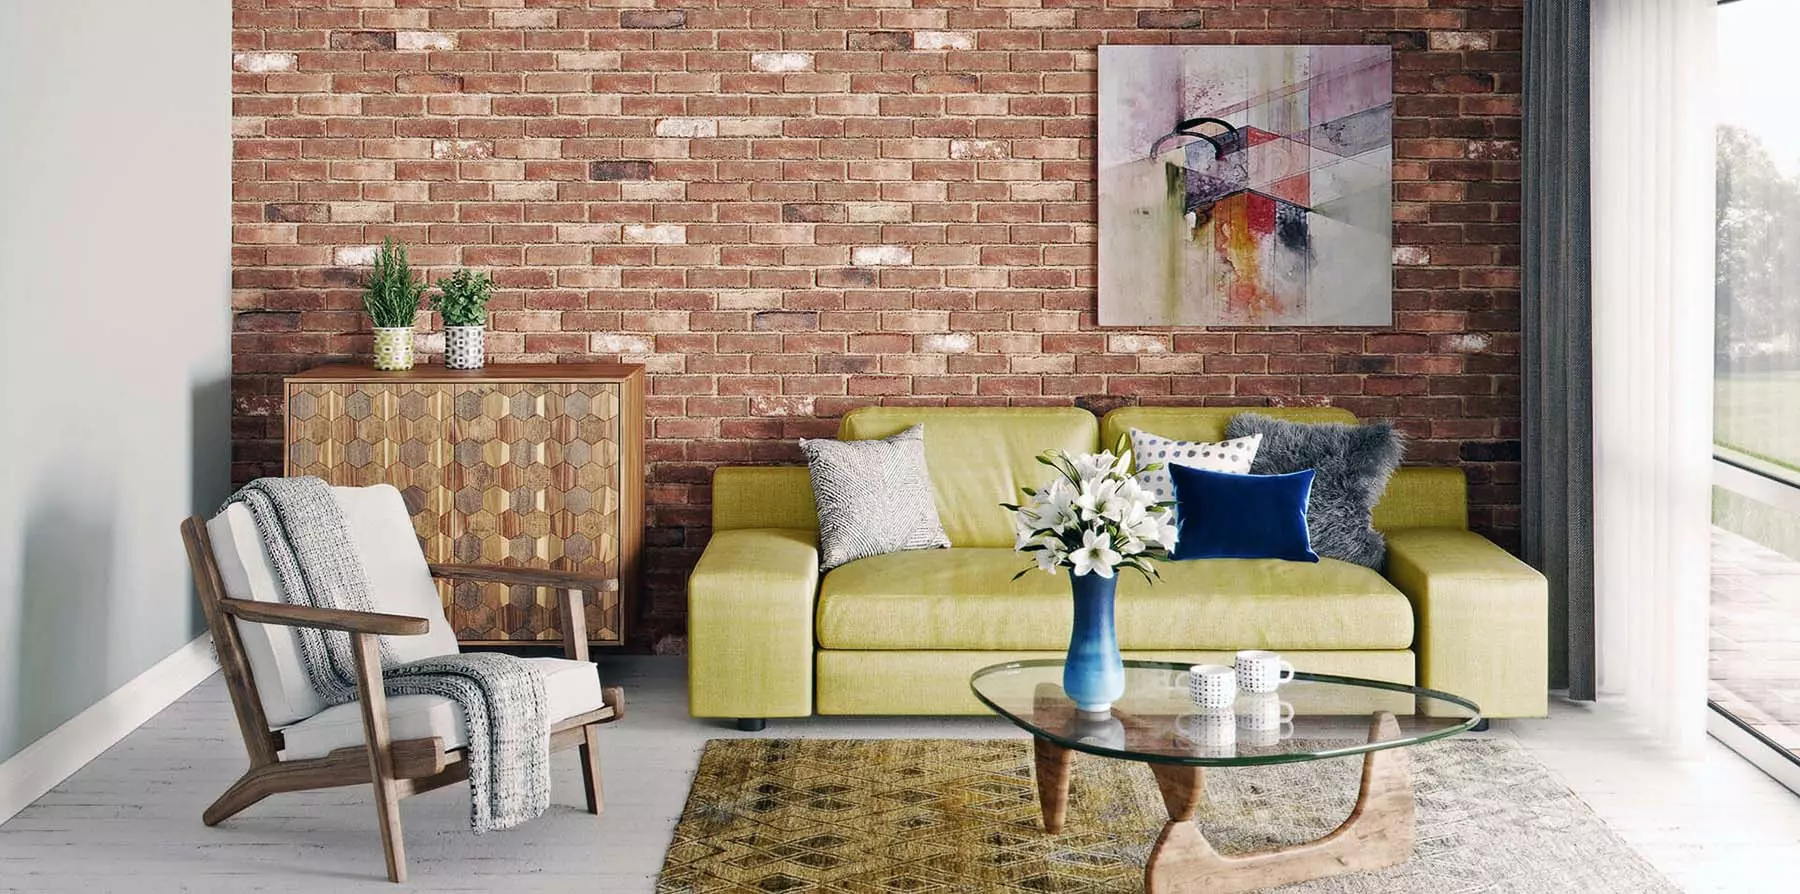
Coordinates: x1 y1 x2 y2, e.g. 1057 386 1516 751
687 528 820 720
427 563 619 592
219 598 430 637
1384 529 1548 718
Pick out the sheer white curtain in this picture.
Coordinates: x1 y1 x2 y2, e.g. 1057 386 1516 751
1590 0 1715 753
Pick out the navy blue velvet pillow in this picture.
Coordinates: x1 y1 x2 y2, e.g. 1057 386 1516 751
1168 465 1319 563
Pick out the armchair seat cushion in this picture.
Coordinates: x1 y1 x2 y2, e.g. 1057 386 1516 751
816 548 1414 651
277 657 607 761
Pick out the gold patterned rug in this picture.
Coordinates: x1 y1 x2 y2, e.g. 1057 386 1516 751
657 738 1676 893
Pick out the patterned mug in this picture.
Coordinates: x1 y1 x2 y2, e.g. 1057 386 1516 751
1234 650 1296 694
1179 664 1238 709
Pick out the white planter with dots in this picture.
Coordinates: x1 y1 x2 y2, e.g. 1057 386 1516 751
443 325 485 370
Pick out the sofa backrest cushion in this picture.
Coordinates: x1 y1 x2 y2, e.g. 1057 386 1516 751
1372 467 1469 531
1104 406 1468 533
709 408 1470 537
1099 406 1358 454
712 466 820 531
839 407 1098 548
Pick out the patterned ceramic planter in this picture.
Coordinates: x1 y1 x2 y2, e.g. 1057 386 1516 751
444 325 486 370
372 326 416 371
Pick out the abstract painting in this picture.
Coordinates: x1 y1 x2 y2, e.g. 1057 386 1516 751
1098 46 1393 326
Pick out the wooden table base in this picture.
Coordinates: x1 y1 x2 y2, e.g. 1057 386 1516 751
1032 712 1416 894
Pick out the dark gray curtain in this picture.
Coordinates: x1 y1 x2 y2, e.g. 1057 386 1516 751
1523 0 1595 699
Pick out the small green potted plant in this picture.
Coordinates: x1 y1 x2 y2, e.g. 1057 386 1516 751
362 238 428 370
432 268 494 370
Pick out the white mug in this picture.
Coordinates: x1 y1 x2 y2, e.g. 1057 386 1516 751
1180 664 1238 709
1235 650 1296 694
1236 692 1296 742
1176 710 1237 756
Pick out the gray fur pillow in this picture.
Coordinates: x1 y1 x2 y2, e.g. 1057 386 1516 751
1224 413 1404 570
800 424 951 571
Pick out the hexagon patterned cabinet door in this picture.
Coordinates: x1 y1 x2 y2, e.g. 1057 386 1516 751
453 379 630 643
284 365 645 649
284 382 455 568
448 381 627 644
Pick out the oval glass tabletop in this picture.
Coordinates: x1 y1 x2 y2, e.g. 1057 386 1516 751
970 659 1481 767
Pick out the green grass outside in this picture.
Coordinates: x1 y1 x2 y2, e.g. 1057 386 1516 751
1717 370 1800 474
1715 370 1800 561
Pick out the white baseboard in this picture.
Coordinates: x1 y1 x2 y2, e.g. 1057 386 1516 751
0 633 217 824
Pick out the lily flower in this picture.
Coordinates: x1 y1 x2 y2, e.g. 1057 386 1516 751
1069 529 1122 578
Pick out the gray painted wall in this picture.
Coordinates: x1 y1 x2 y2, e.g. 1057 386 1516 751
0 0 231 762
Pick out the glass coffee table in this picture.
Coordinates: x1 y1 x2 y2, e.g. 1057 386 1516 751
970 659 1481 894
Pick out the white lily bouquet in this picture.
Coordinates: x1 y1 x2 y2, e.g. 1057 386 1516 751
1003 449 1180 581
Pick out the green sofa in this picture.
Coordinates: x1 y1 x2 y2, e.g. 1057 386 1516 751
687 406 1548 727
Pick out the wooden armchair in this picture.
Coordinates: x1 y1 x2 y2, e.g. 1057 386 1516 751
179 483 624 883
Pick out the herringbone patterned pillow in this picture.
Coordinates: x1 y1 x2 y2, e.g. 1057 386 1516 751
800 424 951 570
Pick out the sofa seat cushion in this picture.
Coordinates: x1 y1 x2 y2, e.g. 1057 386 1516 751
276 657 606 761
816 548 1414 651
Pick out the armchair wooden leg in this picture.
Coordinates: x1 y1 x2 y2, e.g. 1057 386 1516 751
368 772 406 884
203 770 275 827
579 724 605 815
353 634 408 884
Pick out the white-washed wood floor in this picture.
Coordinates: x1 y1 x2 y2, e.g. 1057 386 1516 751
1 656 1798 893
1711 525 1800 753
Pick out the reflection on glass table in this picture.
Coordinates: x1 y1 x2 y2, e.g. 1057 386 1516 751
971 659 1480 767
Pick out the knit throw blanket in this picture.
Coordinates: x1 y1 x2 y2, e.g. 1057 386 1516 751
224 477 550 833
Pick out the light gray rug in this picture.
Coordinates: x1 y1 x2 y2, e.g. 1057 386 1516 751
1185 738 1677 892
659 738 1677 892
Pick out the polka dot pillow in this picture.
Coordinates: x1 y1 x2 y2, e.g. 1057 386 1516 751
1128 428 1264 503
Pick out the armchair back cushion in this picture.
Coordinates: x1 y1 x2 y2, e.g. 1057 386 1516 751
206 483 461 726
838 407 1098 548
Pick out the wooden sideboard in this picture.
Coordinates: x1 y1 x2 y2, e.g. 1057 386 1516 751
283 363 645 647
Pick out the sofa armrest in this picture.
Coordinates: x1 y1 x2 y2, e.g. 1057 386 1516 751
1385 528 1548 718
687 528 821 720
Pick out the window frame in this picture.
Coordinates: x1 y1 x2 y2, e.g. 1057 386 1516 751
1709 0 1800 788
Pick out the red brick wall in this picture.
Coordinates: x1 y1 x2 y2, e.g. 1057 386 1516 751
231 0 1523 648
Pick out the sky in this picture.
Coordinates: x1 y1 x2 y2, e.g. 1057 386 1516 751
1719 2 1800 177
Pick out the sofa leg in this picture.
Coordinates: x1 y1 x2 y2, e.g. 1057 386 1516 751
736 718 767 732
1470 719 1491 732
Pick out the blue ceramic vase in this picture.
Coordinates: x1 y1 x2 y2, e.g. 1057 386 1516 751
1063 569 1125 712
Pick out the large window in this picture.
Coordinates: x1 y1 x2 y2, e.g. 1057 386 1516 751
1712 0 1800 783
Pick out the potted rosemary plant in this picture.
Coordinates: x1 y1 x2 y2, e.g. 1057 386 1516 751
432 268 494 370
362 238 427 371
